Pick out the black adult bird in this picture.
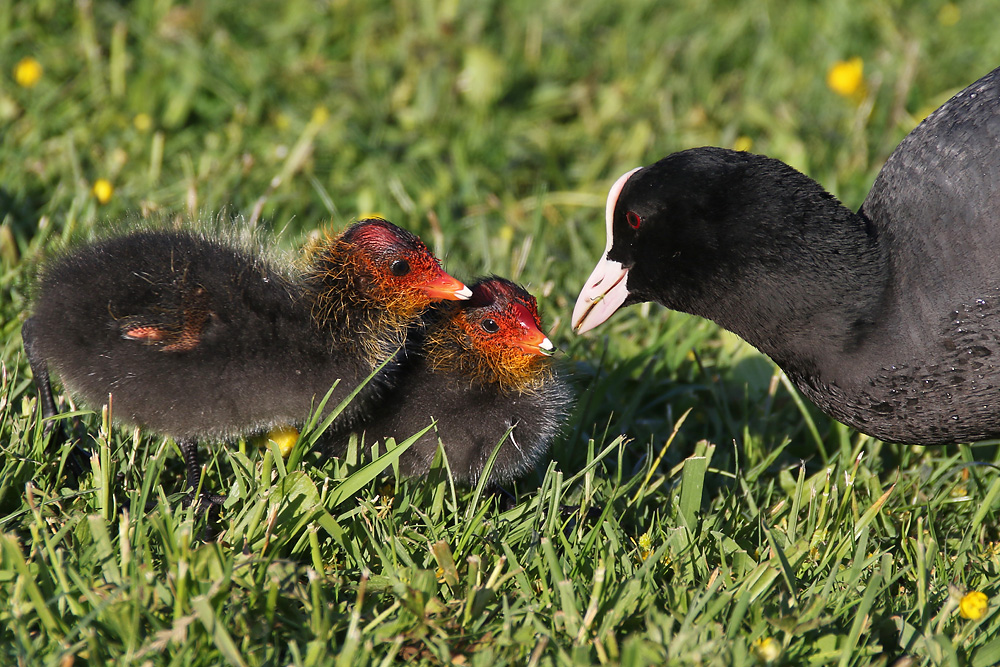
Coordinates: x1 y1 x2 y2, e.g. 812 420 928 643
337 276 571 485
23 218 471 500
574 65 1000 446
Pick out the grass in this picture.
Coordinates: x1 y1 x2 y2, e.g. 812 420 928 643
3 0 1000 664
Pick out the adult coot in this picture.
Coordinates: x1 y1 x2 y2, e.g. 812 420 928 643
573 66 1000 445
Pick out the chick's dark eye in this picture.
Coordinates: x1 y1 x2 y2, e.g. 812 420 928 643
481 318 500 334
390 259 410 277
625 210 642 230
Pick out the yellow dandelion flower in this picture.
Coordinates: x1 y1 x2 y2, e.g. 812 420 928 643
133 113 153 132
938 3 960 26
752 636 781 663
14 57 43 88
91 179 114 204
265 425 299 457
733 136 753 153
638 532 653 561
959 591 989 620
310 105 330 125
827 57 865 99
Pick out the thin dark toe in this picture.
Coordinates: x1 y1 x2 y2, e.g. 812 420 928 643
183 490 227 510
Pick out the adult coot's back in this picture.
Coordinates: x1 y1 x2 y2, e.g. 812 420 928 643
573 66 1000 445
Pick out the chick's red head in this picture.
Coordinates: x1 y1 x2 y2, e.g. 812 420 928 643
341 218 471 307
425 276 556 392
464 277 554 358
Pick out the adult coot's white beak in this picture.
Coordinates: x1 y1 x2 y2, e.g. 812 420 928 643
572 166 640 333
572 258 630 333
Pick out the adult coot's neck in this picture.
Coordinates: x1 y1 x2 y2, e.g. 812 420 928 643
621 148 891 384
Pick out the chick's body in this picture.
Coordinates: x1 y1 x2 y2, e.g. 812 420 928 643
27 230 364 439
339 277 572 485
23 219 470 496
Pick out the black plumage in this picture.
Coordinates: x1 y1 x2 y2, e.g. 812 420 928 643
23 218 470 498
336 277 572 485
574 65 1000 446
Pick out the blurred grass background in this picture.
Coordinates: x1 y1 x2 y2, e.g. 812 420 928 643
3 1 1000 665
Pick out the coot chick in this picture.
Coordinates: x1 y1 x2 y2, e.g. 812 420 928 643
23 218 471 500
337 276 572 485
573 65 1000 446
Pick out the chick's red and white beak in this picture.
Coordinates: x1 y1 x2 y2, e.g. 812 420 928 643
572 167 641 333
420 269 473 301
511 303 555 356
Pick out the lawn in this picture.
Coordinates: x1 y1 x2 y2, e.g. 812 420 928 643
3 0 1000 665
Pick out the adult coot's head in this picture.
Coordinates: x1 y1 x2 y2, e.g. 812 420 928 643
573 147 874 339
